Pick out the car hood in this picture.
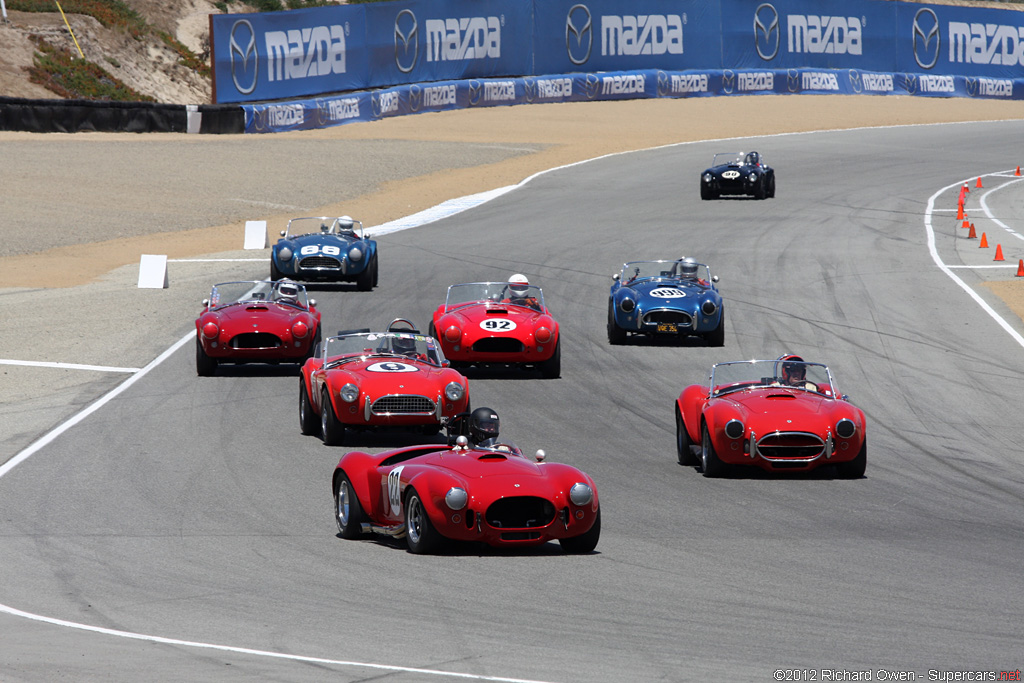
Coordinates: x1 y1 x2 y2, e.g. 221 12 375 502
719 388 833 427
214 302 306 325
286 233 358 248
444 303 543 326
622 280 707 302
420 450 547 480
328 357 452 387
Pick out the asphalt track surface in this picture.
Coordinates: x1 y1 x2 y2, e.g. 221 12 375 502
3 121 1024 682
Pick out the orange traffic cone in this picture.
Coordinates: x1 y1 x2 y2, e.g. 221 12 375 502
976 177 984 188
957 203 965 220
968 223 978 239
961 219 970 229
994 244 1005 261
1016 259 1024 277
980 232 989 248
1016 166 1021 177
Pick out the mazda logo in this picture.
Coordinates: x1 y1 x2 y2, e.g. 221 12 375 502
787 68 800 93
722 69 735 94
251 105 268 132
848 69 862 94
754 4 780 61
912 8 939 70
566 4 593 66
408 84 422 112
468 80 484 106
370 92 383 118
965 77 978 97
523 77 537 103
229 20 258 95
395 9 418 74
902 73 918 95
657 71 670 97
584 73 600 99
316 98 330 125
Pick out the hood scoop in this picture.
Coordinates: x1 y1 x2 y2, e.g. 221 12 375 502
765 393 796 399
477 452 508 461
246 305 269 311
486 309 509 315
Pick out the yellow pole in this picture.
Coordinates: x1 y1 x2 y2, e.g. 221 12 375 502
54 1 85 59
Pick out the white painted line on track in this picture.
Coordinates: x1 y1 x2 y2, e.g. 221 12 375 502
978 177 1024 243
169 258 267 262
946 265 1020 269
0 602 558 683
0 359 140 372
925 170 1024 349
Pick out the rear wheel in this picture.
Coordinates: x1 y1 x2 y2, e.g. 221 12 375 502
320 388 346 446
701 424 728 478
607 302 626 345
559 508 600 554
405 488 442 554
196 337 217 376
676 410 699 466
334 472 366 539
836 439 867 479
706 312 725 347
299 379 319 435
539 340 561 379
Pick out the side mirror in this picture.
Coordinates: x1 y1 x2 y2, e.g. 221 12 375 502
279 230 287 237
712 275 719 283
534 449 546 462
202 298 209 307
612 273 620 281
309 299 317 308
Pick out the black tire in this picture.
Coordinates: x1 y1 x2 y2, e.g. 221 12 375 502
195 336 217 376
700 184 711 200
334 472 366 539
355 255 375 291
676 409 699 466
539 339 561 379
320 388 346 446
404 488 442 554
559 508 600 554
836 439 867 479
754 176 767 199
607 302 626 345
305 326 321 362
767 175 776 198
299 379 319 436
706 311 725 347
270 257 282 282
371 252 379 287
701 424 728 478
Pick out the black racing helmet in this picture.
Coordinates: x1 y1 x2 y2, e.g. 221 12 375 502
469 407 500 444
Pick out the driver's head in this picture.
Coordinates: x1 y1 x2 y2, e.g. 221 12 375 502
508 273 529 299
469 407 499 444
392 335 416 356
779 354 806 385
679 257 698 279
277 281 299 301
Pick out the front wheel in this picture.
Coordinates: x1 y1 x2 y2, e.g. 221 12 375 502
705 311 725 347
539 340 561 379
404 488 442 554
320 388 346 446
607 303 626 345
701 424 728 478
836 439 867 479
559 507 600 554
334 472 366 539
355 256 375 291
299 379 319 435
196 337 217 376
767 175 776 198
700 183 711 200
676 410 699 466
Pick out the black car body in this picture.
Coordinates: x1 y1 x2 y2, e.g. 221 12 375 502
700 151 775 200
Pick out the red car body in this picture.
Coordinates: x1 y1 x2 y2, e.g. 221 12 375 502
300 323 470 445
430 281 560 378
331 440 601 553
675 359 867 478
195 280 321 376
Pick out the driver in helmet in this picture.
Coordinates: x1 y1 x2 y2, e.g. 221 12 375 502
676 257 708 285
275 280 300 304
777 354 818 392
469 407 501 448
390 334 424 360
503 273 540 310
745 151 761 167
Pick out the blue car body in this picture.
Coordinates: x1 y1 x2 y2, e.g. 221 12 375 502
608 259 724 346
271 216 378 290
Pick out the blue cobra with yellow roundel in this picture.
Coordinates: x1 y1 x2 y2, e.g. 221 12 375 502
607 258 724 346
271 216 378 290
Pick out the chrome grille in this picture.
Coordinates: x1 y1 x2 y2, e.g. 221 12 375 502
756 432 824 460
643 310 692 326
485 496 556 529
472 338 524 353
230 332 281 349
371 395 435 415
298 255 341 271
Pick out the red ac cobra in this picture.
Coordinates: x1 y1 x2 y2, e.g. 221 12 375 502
300 319 470 445
675 357 867 478
331 436 601 554
430 279 560 378
195 280 321 376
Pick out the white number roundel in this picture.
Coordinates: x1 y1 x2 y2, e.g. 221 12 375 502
651 288 687 298
367 361 418 373
480 319 517 332
299 244 341 256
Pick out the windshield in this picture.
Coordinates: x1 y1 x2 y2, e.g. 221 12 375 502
713 152 744 167
284 216 363 239
322 332 446 368
444 282 545 313
709 360 836 397
208 281 309 309
619 260 711 284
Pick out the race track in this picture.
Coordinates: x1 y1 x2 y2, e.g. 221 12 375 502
3 120 1024 682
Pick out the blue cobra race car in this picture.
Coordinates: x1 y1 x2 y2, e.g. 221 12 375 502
271 216 378 290
608 258 724 346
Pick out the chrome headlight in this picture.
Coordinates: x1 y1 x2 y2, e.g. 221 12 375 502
348 246 363 262
836 418 856 439
569 483 593 507
445 382 464 401
749 173 757 182
703 173 712 183
620 297 635 313
278 246 293 261
724 419 744 439
701 300 718 316
445 487 468 510
339 383 359 403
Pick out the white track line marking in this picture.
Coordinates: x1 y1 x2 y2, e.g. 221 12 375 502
978 178 1024 243
0 359 140 372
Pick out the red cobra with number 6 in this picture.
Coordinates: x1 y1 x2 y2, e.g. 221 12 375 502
675 358 867 478
299 319 470 446
430 280 561 378
331 437 600 554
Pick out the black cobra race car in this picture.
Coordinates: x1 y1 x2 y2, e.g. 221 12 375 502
700 151 775 200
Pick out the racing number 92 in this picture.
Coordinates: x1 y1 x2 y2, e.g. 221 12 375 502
480 319 516 332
